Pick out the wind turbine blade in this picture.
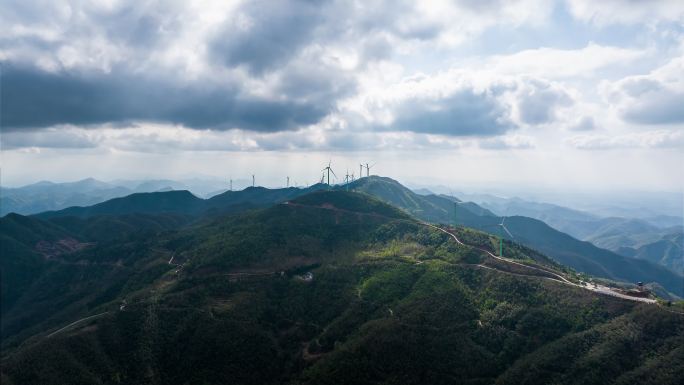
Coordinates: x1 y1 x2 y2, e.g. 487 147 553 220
330 168 337 178
502 225 514 239
369 163 376 168
500 216 506 225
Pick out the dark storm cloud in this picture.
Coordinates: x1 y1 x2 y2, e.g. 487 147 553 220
1 0 183 48
0 65 331 132
0 0 443 136
208 0 443 74
4 0 628 148
210 0 329 74
0 0 363 134
385 90 513 136
94 3 185 48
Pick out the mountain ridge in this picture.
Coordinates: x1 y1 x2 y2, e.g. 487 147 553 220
13 176 684 296
346 177 684 296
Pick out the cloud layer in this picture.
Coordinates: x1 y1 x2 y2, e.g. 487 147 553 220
1 0 683 154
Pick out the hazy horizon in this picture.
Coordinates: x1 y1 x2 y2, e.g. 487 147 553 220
3 172 682 220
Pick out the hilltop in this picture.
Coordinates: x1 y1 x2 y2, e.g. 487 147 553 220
36 190 205 218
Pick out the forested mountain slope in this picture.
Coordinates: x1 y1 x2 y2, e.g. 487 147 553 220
348 177 684 296
2 190 682 385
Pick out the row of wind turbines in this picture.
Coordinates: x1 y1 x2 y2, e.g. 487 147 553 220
320 161 375 185
226 161 376 191
231 163 515 259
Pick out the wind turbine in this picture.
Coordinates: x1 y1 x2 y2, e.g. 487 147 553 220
449 190 467 226
452 201 468 225
322 161 336 186
344 169 352 190
229 177 232 192
286 176 290 188
252 174 255 187
364 162 375 177
494 217 514 257
359 164 363 179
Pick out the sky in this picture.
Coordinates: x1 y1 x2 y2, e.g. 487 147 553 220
1 0 683 194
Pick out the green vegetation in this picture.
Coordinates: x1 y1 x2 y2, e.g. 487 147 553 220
2 189 682 384
26 176 684 296
346 176 684 297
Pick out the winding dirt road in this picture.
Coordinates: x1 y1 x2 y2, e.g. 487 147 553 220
423 223 657 304
46 312 109 338
282 201 659 304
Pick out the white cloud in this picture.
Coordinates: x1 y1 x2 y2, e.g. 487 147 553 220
1 126 101 149
479 135 535 149
513 78 574 125
566 0 684 25
409 0 554 46
484 43 646 78
343 66 582 138
568 116 596 131
601 56 684 124
2 123 473 152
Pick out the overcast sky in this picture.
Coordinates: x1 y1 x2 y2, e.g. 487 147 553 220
1 0 683 192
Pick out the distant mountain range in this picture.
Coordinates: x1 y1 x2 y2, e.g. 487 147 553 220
617 233 683 274
35 184 329 219
0 178 236 216
1 178 130 215
470 195 683 273
16 176 683 298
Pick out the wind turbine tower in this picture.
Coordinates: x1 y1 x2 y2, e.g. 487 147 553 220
322 161 336 186
364 163 375 177
453 201 466 225
344 169 351 190
287 176 290 188
252 174 255 187
496 217 514 257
